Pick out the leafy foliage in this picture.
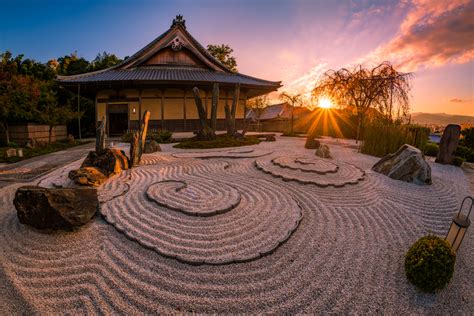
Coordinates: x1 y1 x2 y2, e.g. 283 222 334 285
405 235 456 293
89 52 122 71
207 44 237 72
453 156 465 166
460 127 474 149
174 134 260 149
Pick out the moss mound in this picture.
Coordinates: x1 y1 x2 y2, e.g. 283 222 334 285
173 135 261 149
405 235 456 293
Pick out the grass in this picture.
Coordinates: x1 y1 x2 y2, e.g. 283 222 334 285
173 134 261 149
0 140 92 164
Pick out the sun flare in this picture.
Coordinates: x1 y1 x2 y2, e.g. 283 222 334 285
318 98 333 109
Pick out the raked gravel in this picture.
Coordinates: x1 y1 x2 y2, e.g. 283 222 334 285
0 136 472 314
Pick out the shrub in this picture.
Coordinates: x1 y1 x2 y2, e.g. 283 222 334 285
405 235 456 293
121 129 173 144
361 123 429 157
453 156 464 167
461 127 474 149
174 134 260 149
424 142 439 157
455 145 474 163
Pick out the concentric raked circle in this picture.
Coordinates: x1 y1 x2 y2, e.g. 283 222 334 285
146 179 241 216
255 155 365 187
272 156 339 174
99 160 303 265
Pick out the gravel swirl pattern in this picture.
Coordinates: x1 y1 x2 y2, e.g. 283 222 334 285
172 148 271 159
0 137 472 314
99 160 303 265
255 156 365 187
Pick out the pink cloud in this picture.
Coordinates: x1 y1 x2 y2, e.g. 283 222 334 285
362 0 474 71
450 98 471 103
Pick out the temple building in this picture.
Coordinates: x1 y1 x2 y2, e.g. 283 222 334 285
57 15 281 135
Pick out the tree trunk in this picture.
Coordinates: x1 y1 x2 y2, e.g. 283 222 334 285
290 106 295 135
2 122 10 145
48 125 53 144
210 83 218 131
355 115 362 144
96 116 107 154
226 83 240 136
192 87 215 141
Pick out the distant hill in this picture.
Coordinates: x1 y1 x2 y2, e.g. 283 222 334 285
411 112 474 126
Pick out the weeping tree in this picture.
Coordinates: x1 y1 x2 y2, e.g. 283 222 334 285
312 61 412 143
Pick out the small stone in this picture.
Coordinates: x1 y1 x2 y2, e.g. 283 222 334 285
305 138 320 149
68 167 108 186
144 140 161 153
13 186 98 230
372 144 431 185
315 144 331 158
265 135 276 142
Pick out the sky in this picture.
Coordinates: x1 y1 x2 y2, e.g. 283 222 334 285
1 0 473 116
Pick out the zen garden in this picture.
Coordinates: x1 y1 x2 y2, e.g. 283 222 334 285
0 11 473 315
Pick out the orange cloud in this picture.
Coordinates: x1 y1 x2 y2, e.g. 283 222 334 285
450 98 470 103
362 0 474 71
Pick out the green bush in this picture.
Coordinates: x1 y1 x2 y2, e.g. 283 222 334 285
121 129 173 144
461 127 474 149
424 142 439 157
455 145 474 163
405 235 456 293
453 156 465 167
361 123 429 157
174 134 260 149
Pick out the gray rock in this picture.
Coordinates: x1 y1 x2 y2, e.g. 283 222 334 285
436 124 461 165
372 144 432 185
13 186 98 230
315 144 331 158
144 140 161 153
305 138 320 149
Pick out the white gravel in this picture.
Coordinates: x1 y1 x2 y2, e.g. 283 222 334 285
0 135 472 314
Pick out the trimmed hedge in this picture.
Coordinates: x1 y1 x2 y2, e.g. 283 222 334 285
405 235 456 293
121 129 173 144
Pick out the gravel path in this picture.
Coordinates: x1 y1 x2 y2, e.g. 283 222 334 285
0 136 472 314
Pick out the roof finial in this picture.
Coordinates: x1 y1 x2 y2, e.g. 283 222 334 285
171 14 186 29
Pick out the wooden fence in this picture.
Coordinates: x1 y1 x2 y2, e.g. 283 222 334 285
0 124 67 145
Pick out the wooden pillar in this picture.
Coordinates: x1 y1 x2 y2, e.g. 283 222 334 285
77 84 81 140
243 94 248 131
183 89 187 131
138 89 142 129
94 94 98 128
160 89 165 128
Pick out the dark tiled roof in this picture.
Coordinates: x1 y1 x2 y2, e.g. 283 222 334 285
57 67 281 88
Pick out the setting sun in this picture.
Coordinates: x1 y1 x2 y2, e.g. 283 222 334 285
318 98 333 109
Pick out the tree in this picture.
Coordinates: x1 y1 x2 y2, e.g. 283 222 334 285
36 82 78 143
247 95 269 130
280 92 303 135
312 61 412 143
89 52 122 71
207 44 237 72
225 83 240 136
192 86 217 141
57 53 90 75
0 53 40 144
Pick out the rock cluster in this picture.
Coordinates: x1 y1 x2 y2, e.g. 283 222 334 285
305 138 320 149
14 186 98 230
372 144 431 185
68 148 130 186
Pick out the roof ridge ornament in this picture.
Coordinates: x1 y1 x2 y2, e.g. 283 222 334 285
171 15 186 29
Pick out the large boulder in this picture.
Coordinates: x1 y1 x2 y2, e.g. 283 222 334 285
372 144 432 185
315 144 331 158
436 124 461 165
14 186 98 230
68 167 108 186
82 148 129 176
144 140 161 153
